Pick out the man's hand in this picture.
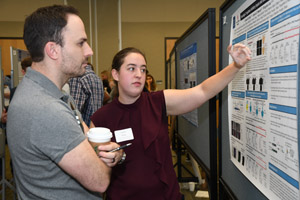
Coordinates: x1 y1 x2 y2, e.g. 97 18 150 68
98 142 122 167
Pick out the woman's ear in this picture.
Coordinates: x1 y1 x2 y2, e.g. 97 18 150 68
111 69 119 82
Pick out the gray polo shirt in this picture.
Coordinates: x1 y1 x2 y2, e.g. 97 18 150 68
7 68 101 200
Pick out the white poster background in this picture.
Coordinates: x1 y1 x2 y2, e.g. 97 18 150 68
228 0 300 199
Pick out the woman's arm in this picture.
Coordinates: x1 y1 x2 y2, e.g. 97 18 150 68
165 43 251 116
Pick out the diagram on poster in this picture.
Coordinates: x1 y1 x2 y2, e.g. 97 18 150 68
228 0 300 199
179 43 198 126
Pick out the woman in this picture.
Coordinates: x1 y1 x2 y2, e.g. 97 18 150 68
145 74 157 92
90 44 251 199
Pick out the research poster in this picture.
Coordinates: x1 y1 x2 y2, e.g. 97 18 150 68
11 48 30 85
228 0 300 199
179 43 198 126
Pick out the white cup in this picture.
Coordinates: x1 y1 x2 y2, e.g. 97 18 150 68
87 127 112 153
188 182 195 192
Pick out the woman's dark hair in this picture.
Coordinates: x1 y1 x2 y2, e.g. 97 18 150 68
23 5 79 62
110 47 147 98
146 74 157 92
112 47 147 72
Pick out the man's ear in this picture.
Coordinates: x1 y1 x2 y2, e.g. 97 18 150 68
44 42 60 60
111 69 119 82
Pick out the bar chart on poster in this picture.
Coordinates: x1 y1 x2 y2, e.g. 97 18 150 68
226 0 300 199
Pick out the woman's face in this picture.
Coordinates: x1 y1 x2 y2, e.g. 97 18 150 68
113 52 147 102
146 76 152 84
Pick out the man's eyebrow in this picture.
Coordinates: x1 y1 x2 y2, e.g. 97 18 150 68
79 38 88 42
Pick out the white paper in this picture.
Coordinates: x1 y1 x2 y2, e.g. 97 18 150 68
228 0 300 199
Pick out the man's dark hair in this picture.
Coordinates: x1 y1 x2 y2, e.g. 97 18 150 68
23 5 79 62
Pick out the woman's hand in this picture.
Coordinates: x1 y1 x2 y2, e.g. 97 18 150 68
227 43 251 69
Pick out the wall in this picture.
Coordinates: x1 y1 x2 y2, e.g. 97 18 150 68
0 0 225 90
123 21 192 90
0 39 26 76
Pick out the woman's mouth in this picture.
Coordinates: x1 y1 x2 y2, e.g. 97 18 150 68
133 82 141 87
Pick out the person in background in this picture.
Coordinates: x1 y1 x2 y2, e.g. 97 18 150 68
145 73 157 92
3 75 11 107
69 63 105 126
0 108 7 177
90 44 251 199
7 5 123 199
2 56 32 176
1 57 32 128
100 70 111 94
101 70 115 94
0 110 7 128
9 57 32 102
101 70 117 104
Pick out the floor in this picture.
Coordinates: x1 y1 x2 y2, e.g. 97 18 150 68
1 145 210 200
1 145 15 200
172 150 210 200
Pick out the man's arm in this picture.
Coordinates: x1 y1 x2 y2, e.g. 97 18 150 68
69 78 85 112
82 73 103 110
58 138 114 193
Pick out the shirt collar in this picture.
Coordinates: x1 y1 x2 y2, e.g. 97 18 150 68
25 67 66 101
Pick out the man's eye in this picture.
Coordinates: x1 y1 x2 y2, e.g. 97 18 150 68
129 67 134 71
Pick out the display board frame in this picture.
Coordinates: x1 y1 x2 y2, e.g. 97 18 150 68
165 58 171 89
170 47 176 90
175 8 217 199
219 0 300 199
0 47 3 117
218 0 267 199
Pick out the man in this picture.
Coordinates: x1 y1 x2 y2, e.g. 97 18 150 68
7 5 122 199
69 63 104 126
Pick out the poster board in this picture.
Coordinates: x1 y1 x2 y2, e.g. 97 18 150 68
10 46 29 88
165 58 171 89
219 0 300 199
169 48 176 89
0 47 3 118
175 8 217 198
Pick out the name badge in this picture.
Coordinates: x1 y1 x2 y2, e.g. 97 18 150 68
114 128 134 143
